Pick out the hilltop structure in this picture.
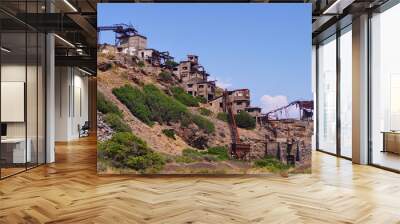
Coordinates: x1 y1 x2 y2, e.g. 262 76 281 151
111 31 173 66
172 55 217 102
99 24 281 118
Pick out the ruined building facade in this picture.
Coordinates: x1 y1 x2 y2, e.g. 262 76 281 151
173 55 216 102
207 89 259 115
119 35 173 66
120 35 148 55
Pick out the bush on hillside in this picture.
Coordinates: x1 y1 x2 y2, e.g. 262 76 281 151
195 96 207 104
98 132 165 173
162 129 176 140
254 156 292 172
206 146 229 161
165 60 179 68
104 113 131 132
113 84 215 133
112 85 153 125
191 114 215 134
170 86 200 107
175 147 228 164
198 108 212 117
235 111 256 129
137 61 145 68
216 112 229 122
159 71 173 82
143 85 188 123
97 91 122 117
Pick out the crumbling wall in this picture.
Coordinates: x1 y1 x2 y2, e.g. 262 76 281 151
263 120 313 168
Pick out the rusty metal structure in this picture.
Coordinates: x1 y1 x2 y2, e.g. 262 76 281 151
265 100 314 121
224 91 251 160
97 23 138 46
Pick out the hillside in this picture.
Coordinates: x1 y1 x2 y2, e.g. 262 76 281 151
98 46 267 155
97 45 312 175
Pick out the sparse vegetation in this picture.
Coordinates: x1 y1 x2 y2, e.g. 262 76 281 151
104 113 131 132
171 86 200 107
174 147 228 164
191 114 215 134
113 84 214 133
195 96 207 104
165 60 179 68
97 91 122 117
162 129 176 140
217 112 229 122
206 146 229 161
98 132 165 173
254 156 292 172
158 71 173 82
112 85 154 125
235 111 256 129
137 61 145 68
198 107 212 116
143 85 188 123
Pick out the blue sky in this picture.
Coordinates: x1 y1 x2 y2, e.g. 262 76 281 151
98 3 312 112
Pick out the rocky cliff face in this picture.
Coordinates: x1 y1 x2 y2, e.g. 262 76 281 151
97 112 114 142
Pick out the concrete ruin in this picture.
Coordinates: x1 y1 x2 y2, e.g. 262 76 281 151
173 55 217 102
207 89 251 115
119 34 148 55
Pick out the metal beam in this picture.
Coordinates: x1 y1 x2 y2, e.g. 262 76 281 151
55 55 96 70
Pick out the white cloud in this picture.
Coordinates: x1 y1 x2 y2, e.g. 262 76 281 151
209 76 232 89
260 95 288 113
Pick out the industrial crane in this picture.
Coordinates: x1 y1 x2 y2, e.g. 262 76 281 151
97 24 138 46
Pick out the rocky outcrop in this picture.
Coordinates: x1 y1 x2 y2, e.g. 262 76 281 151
97 112 114 142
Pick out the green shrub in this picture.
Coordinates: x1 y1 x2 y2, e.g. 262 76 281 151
112 85 153 125
206 146 229 161
198 108 212 116
175 148 204 163
191 114 215 134
113 84 214 134
97 91 122 117
104 113 131 132
162 129 176 140
171 87 199 107
175 155 196 163
159 71 173 82
217 112 229 122
195 96 207 104
98 132 165 172
126 152 165 172
182 148 203 157
175 147 228 163
235 111 256 129
165 60 179 68
143 85 188 123
254 156 291 172
137 61 145 68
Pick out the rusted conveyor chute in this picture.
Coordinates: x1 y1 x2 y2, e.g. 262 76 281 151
223 91 250 160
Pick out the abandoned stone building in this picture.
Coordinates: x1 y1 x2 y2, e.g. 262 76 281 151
208 89 252 115
173 55 208 83
172 55 217 102
245 107 262 117
119 34 148 55
186 80 216 101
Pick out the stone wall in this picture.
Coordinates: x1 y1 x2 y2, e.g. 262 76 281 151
263 120 313 168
